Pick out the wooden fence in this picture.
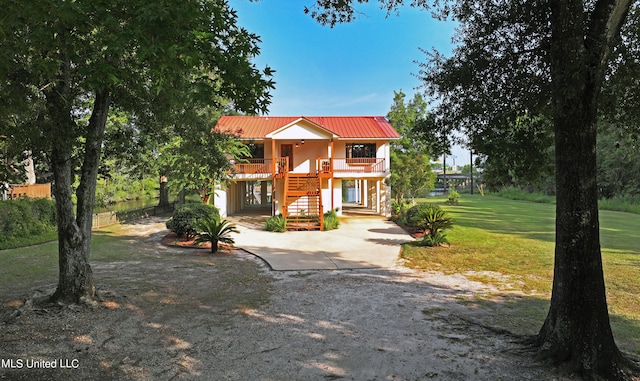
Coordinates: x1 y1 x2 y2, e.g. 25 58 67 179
92 202 176 230
5 183 52 199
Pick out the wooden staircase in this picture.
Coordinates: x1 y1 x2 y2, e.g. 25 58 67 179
283 174 324 231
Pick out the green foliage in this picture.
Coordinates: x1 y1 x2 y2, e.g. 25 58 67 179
419 206 454 235
421 231 450 247
323 209 340 231
386 91 437 203
166 203 220 238
404 203 439 228
264 215 286 232
390 200 410 218
194 217 238 253
0 136 28 189
95 171 158 207
598 195 640 215
161 125 251 205
1 0 275 303
472 115 555 192
445 190 460 205
400 202 453 247
497 187 556 204
0 198 57 249
596 125 640 199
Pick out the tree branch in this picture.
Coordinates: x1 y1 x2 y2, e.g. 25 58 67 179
588 0 633 80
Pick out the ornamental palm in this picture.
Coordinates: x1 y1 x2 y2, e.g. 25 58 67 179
194 217 239 253
419 207 453 247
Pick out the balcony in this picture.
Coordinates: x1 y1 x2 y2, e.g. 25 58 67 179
230 158 289 179
231 157 387 178
317 158 387 177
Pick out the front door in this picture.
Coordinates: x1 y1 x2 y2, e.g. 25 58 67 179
281 144 293 171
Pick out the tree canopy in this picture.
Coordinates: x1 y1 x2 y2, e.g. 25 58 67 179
1 0 274 304
386 90 436 204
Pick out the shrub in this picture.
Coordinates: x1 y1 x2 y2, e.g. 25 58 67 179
194 217 238 253
405 203 438 228
323 209 340 231
419 206 453 233
264 215 286 232
166 203 220 238
445 190 460 205
419 206 453 247
391 200 403 216
422 231 450 247
0 197 57 249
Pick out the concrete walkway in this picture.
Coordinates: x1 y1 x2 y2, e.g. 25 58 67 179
229 215 414 271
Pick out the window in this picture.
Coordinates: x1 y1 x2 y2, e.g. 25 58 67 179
244 143 264 158
346 143 376 159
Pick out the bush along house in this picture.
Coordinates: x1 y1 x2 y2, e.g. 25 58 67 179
214 116 400 230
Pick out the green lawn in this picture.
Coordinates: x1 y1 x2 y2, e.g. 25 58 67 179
403 194 640 355
0 223 165 297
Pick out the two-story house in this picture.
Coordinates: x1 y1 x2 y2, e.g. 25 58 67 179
214 116 400 230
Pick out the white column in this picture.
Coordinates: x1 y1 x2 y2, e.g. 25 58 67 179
363 180 368 207
376 179 381 214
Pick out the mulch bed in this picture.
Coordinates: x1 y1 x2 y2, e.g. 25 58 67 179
160 232 232 252
390 217 425 239
161 232 211 249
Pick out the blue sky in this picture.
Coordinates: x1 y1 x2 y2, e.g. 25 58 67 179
229 0 469 165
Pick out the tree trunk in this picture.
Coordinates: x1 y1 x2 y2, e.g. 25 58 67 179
211 239 219 253
533 100 627 378
533 1 635 378
50 91 111 304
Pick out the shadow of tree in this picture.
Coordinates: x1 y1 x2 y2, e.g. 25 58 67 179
2 215 638 380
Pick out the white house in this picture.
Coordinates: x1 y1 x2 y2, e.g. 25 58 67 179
214 116 400 230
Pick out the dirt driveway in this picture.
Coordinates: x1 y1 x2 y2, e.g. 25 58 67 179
0 218 575 380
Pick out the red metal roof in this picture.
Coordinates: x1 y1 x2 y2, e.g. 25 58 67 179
215 116 400 140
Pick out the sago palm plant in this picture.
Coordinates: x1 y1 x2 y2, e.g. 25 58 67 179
194 217 239 253
419 206 453 247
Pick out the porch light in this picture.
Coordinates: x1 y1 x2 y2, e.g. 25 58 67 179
301 139 305 145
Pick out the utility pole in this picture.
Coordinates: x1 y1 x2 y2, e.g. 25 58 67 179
442 153 447 193
470 150 474 195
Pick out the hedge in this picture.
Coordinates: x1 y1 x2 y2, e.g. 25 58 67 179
0 198 57 249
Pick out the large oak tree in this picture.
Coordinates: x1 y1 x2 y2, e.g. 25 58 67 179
1 0 273 304
306 0 639 378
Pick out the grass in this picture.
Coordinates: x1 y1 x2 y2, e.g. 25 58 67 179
495 187 556 204
0 224 144 294
0 222 272 310
0 230 58 251
495 186 640 215
599 195 640 215
403 194 640 355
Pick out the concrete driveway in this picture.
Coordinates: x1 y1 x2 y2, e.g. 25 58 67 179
229 216 414 270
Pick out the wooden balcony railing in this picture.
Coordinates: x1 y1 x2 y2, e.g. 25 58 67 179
231 157 386 177
232 158 271 175
231 157 289 176
317 158 386 174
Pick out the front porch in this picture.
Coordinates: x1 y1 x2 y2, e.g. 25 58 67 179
216 176 391 221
